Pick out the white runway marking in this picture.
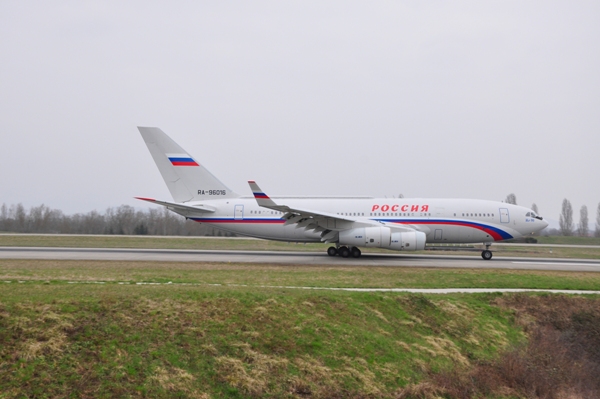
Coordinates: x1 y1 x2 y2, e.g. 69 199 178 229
6 279 600 295
512 261 600 267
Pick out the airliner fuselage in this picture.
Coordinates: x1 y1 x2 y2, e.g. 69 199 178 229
182 197 540 244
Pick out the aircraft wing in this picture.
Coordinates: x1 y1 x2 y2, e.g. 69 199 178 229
135 197 216 215
248 181 354 221
248 181 415 242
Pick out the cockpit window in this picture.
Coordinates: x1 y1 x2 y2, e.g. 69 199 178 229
529 210 543 220
526 212 531 217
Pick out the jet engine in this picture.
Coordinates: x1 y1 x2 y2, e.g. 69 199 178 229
338 226 426 251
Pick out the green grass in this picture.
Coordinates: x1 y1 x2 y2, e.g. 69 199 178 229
1 260 598 397
0 283 523 398
2 259 600 290
535 235 600 245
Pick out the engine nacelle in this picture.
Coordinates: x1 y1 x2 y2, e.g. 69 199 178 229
338 227 426 251
389 231 426 251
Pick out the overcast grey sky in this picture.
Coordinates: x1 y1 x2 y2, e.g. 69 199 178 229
1 1 599 225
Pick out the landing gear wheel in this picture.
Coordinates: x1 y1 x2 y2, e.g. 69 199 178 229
481 250 493 260
351 247 362 258
339 246 350 258
327 246 338 257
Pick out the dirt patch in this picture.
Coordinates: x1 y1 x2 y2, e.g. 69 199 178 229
396 294 600 399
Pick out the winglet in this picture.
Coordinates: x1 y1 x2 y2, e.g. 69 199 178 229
248 181 279 208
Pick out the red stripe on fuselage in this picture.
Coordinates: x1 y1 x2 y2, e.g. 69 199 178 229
393 220 505 241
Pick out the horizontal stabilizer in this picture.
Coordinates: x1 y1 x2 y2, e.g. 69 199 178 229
135 197 216 214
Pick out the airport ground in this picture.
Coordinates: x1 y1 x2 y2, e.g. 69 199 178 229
1 233 600 259
1 235 600 397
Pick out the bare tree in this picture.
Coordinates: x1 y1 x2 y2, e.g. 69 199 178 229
0 202 233 236
0 203 7 231
505 193 517 205
596 202 600 238
531 203 539 214
577 205 589 237
14 204 26 232
559 198 574 236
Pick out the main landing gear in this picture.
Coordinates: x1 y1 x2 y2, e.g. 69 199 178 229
481 243 493 260
327 246 362 258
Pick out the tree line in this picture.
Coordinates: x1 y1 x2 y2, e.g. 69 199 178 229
505 193 600 237
0 203 235 236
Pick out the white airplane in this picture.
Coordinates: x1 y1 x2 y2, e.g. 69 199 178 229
137 127 548 260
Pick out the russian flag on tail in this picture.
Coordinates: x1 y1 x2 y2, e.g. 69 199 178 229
248 181 269 199
167 153 199 166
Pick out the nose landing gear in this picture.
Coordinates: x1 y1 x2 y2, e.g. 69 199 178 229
481 243 493 260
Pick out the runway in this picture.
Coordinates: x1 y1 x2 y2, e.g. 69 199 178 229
1 246 600 272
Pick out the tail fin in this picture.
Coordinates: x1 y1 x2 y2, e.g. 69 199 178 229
138 127 239 202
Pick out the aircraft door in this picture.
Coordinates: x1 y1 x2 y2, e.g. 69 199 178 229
434 229 443 240
500 208 509 223
234 205 244 220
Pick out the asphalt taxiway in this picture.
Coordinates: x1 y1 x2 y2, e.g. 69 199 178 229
1 247 599 272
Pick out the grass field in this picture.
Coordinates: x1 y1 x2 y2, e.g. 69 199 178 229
1 259 600 397
2 259 600 290
1 234 600 259
0 283 521 398
534 235 600 245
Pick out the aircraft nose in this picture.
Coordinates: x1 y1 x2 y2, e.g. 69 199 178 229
540 218 549 229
